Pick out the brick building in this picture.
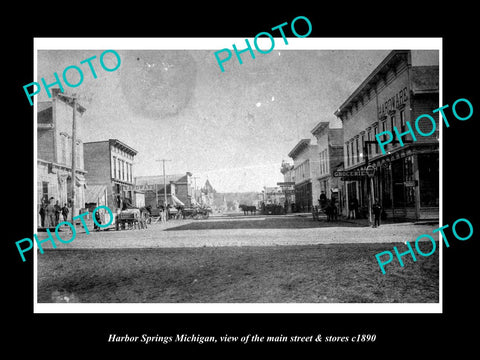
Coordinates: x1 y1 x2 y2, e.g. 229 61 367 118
334 50 439 220
287 139 321 212
83 139 138 212
134 173 194 209
37 90 87 226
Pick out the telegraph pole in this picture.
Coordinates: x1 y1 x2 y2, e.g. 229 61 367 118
193 176 200 202
58 93 79 226
156 159 171 206
71 96 77 223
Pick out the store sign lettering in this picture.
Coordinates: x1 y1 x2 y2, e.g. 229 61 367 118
378 87 408 118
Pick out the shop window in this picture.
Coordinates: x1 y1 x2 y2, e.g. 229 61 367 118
42 181 49 204
392 159 405 208
404 156 415 207
418 153 439 207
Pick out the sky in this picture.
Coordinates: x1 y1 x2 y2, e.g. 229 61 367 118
36 45 397 192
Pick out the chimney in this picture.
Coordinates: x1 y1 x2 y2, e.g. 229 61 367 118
51 88 63 98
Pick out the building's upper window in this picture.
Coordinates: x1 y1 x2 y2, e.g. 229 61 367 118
112 156 117 179
400 109 406 133
350 141 354 165
117 158 121 179
390 115 396 144
381 120 387 151
346 143 350 167
355 137 359 163
360 133 365 162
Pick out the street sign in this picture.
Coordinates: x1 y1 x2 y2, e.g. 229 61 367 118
333 170 367 177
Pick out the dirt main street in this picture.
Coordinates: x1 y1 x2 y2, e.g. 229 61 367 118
35 214 440 304
34 214 439 249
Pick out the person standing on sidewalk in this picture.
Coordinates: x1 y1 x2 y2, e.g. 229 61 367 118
45 197 56 228
54 200 62 226
94 209 102 231
61 203 69 222
372 199 381 228
348 197 358 219
39 200 46 228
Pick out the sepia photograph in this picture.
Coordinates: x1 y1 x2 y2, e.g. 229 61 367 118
32 39 441 312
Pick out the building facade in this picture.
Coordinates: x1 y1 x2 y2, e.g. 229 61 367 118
288 139 321 212
263 186 285 205
334 50 439 220
37 90 87 225
311 121 344 210
83 139 138 212
134 173 193 209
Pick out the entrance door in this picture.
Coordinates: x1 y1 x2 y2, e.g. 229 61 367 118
392 159 405 212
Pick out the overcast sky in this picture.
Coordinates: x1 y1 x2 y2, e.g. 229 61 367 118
37 47 398 192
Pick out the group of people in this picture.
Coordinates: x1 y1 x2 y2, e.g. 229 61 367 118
39 197 69 228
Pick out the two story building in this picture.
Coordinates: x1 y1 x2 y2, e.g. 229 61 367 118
287 139 321 212
311 121 344 211
134 172 194 209
83 139 138 212
334 50 439 220
37 89 87 226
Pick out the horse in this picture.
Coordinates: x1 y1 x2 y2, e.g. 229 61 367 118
239 204 257 215
324 203 338 222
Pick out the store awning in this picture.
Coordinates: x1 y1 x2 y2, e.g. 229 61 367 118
76 174 87 188
85 184 108 205
171 194 185 206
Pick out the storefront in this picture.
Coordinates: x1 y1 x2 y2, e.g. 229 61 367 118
37 159 87 227
334 50 439 221
342 148 438 220
294 181 312 212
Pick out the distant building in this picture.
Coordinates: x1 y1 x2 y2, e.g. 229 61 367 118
37 89 87 225
135 173 193 208
287 139 321 212
311 121 344 211
201 179 215 207
279 160 295 210
83 139 138 212
263 186 284 205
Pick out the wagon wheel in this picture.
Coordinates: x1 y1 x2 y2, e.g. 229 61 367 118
203 212 209 219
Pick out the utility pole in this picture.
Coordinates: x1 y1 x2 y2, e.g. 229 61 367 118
58 93 79 226
193 176 200 202
364 141 377 226
71 96 77 223
156 159 171 206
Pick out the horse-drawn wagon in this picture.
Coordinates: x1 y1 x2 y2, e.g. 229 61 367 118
181 206 211 220
115 208 148 230
312 198 338 221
